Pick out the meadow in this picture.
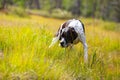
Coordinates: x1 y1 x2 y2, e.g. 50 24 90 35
0 13 120 80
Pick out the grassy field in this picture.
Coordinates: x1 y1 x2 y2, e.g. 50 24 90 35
0 13 120 80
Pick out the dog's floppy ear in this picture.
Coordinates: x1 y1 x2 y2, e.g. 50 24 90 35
69 27 78 42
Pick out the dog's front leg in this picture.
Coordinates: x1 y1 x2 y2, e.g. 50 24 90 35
83 43 88 63
79 34 88 63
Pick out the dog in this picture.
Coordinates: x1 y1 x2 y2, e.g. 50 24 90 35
49 19 88 62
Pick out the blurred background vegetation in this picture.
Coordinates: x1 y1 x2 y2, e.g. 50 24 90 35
0 0 120 22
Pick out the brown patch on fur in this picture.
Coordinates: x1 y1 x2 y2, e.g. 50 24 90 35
54 20 72 37
60 27 78 43
69 27 78 43
62 20 72 29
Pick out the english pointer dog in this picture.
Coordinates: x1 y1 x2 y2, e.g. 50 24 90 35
49 19 88 62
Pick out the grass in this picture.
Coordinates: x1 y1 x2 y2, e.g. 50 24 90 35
0 13 120 80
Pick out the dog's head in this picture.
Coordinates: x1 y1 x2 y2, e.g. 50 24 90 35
59 27 78 47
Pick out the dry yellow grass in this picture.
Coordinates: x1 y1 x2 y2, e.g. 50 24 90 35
0 13 119 79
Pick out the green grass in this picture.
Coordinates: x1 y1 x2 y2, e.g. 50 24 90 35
0 13 120 80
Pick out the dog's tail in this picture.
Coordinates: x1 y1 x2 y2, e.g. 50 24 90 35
49 37 59 48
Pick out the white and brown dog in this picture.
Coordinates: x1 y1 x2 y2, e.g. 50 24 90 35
49 19 88 62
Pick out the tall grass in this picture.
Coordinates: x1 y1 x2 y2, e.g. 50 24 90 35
0 13 119 79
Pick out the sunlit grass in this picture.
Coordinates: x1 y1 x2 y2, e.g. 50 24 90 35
0 13 119 79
